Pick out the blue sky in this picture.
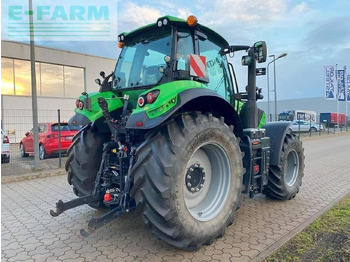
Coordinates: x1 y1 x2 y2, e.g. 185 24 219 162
2 0 350 101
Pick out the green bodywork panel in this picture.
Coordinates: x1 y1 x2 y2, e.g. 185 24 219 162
74 90 145 122
74 81 205 123
132 80 206 118
258 112 266 128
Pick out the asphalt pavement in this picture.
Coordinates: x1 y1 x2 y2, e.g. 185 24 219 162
2 133 350 261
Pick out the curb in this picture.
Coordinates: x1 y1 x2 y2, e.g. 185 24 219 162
250 189 350 262
1 168 66 184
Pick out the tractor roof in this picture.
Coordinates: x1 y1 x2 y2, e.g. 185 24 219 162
119 15 229 48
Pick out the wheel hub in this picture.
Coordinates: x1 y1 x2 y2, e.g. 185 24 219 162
185 164 206 193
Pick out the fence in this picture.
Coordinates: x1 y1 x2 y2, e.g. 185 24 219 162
1 109 75 174
266 113 349 137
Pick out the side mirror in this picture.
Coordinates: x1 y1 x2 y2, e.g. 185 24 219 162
254 41 267 63
25 132 30 136
100 71 106 78
95 79 101 86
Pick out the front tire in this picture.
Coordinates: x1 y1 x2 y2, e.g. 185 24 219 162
131 112 243 249
266 133 305 200
65 125 109 208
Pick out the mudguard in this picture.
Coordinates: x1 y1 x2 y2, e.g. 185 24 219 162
263 121 292 167
126 88 243 137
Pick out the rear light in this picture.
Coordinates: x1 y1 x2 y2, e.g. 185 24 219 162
138 90 160 107
138 97 145 107
76 100 84 110
3 135 9 143
146 92 154 103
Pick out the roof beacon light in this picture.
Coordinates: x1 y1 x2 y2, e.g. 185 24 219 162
118 42 124 48
187 15 198 27
163 18 168 26
157 20 163 27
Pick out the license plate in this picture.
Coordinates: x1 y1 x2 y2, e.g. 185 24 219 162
65 136 73 140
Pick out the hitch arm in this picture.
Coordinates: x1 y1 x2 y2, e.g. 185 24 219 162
80 205 135 237
50 195 94 217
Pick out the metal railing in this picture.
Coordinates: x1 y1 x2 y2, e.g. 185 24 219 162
1 109 75 175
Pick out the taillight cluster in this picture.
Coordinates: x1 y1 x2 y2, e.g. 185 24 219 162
3 135 9 143
138 90 160 108
75 99 84 110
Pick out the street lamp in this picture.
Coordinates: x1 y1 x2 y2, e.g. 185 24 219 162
266 53 287 121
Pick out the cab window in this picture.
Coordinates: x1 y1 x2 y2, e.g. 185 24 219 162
199 38 232 101
176 31 194 70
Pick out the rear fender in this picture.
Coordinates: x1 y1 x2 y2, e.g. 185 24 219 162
263 121 292 167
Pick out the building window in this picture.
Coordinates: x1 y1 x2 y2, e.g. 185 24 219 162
1 58 15 95
41 63 64 97
1 57 84 98
64 66 84 98
14 59 31 96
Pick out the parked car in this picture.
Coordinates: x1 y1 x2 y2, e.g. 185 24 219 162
1 129 10 163
20 123 81 160
289 120 324 133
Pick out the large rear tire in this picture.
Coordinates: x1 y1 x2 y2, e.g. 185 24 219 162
131 112 243 250
65 125 109 208
266 133 305 200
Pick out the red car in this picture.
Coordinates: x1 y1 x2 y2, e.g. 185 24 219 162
20 123 80 160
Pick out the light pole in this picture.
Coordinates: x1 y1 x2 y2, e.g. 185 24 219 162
266 53 287 121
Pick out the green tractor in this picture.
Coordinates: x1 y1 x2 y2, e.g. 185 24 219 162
51 15 304 250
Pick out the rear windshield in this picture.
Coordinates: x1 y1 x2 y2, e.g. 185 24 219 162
51 124 81 131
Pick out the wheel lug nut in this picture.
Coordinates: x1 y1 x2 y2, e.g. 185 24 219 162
196 188 199 192
199 184 203 187
191 188 195 192
187 175 191 179
194 164 199 168
189 168 194 172
203 177 206 181
187 183 192 187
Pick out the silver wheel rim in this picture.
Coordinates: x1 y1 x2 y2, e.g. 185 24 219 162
20 144 24 156
285 149 299 186
39 145 44 159
184 143 231 221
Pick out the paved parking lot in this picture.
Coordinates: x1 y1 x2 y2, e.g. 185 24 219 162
2 134 350 262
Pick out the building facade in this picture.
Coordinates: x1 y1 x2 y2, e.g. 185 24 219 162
1 40 116 142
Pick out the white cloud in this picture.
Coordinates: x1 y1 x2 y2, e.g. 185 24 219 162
120 3 161 28
291 2 309 14
118 2 192 32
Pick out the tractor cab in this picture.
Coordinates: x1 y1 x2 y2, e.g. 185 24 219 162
113 16 233 102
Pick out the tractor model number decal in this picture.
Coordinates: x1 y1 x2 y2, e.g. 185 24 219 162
190 54 207 78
